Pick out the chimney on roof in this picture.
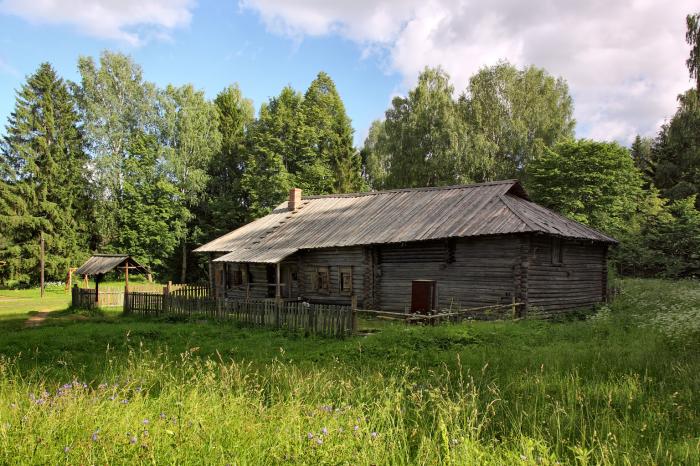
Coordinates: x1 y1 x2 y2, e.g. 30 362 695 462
288 188 302 211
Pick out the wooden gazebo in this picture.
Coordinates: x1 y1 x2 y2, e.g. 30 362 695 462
75 254 150 301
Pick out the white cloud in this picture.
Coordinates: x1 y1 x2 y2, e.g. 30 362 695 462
0 0 195 46
242 0 696 143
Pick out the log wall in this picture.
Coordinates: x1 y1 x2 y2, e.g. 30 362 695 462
526 236 607 316
295 246 366 306
376 237 521 312
209 233 609 316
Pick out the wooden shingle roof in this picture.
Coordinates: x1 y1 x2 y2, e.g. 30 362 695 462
195 180 616 263
76 254 149 276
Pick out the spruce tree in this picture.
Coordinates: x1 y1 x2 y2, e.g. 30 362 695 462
199 85 255 239
303 72 365 193
0 63 89 285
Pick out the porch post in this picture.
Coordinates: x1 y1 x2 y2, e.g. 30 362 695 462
275 262 281 301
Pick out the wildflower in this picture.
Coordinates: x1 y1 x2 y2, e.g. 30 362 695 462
91 430 99 442
98 383 108 390
143 430 149 437
109 396 115 401
130 435 137 445
321 427 328 435
142 419 150 425
371 432 378 439
354 425 359 431
451 438 458 446
520 455 527 461
316 438 323 445
121 399 129 404
307 432 314 439
63 446 70 453
159 413 166 420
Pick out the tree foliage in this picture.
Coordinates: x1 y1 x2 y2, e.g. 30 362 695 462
362 64 574 189
652 90 700 208
364 67 496 189
527 139 644 236
0 63 89 285
303 72 365 193
75 51 160 249
111 133 185 275
159 84 221 282
461 62 575 179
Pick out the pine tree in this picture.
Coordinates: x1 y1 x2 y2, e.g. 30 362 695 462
0 63 89 285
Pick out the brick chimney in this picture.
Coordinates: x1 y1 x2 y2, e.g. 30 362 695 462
288 188 302 211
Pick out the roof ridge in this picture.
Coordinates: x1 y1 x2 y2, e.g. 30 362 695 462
498 194 543 232
303 179 519 200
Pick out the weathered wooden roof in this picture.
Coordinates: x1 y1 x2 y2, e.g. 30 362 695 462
196 180 616 263
76 254 149 276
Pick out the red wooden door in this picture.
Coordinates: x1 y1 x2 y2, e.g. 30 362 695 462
411 280 436 314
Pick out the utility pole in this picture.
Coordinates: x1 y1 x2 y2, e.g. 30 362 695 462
40 231 45 298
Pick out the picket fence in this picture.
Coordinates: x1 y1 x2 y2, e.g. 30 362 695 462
122 291 352 338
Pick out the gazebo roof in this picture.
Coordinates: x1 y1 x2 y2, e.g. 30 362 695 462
76 254 149 276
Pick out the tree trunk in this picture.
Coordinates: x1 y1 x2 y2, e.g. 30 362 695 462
180 238 187 284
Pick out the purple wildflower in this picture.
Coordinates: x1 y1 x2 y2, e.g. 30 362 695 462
307 432 314 439
354 425 359 431
121 399 129 404
159 413 166 420
130 435 137 445
321 427 328 435
316 438 323 445
64 446 70 453
142 419 150 425
371 432 378 439
91 431 99 442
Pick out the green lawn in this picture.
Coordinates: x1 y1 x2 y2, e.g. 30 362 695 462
0 286 71 319
0 279 698 464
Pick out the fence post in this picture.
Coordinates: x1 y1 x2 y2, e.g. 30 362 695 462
123 286 130 315
72 284 78 308
511 296 516 319
351 295 358 335
276 297 282 329
163 281 172 316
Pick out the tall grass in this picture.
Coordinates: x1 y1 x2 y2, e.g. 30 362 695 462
0 278 698 464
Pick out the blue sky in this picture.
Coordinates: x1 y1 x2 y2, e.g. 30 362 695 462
0 0 696 146
0 1 398 145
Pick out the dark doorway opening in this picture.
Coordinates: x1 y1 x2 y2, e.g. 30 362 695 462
411 280 437 314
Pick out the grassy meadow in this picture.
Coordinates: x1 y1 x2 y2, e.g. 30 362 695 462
0 279 698 464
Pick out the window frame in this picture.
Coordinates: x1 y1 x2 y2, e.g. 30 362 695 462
339 266 353 295
551 237 564 265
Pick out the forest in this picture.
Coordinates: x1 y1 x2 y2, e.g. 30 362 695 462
1 13 699 287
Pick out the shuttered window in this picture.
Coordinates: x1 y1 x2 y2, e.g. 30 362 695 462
551 237 563 265
316 267 330 293
340 267 352 294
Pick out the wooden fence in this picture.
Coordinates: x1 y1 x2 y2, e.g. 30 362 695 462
122 292 352 338
71 286 124 308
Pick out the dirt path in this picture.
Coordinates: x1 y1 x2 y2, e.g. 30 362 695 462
24 311 51 327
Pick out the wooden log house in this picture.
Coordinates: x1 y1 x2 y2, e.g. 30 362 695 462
195 180 617 317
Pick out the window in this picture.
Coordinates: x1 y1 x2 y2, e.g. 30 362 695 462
229 268 243 287
551 237 563 265
340 267 352 294
316 266 330 293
